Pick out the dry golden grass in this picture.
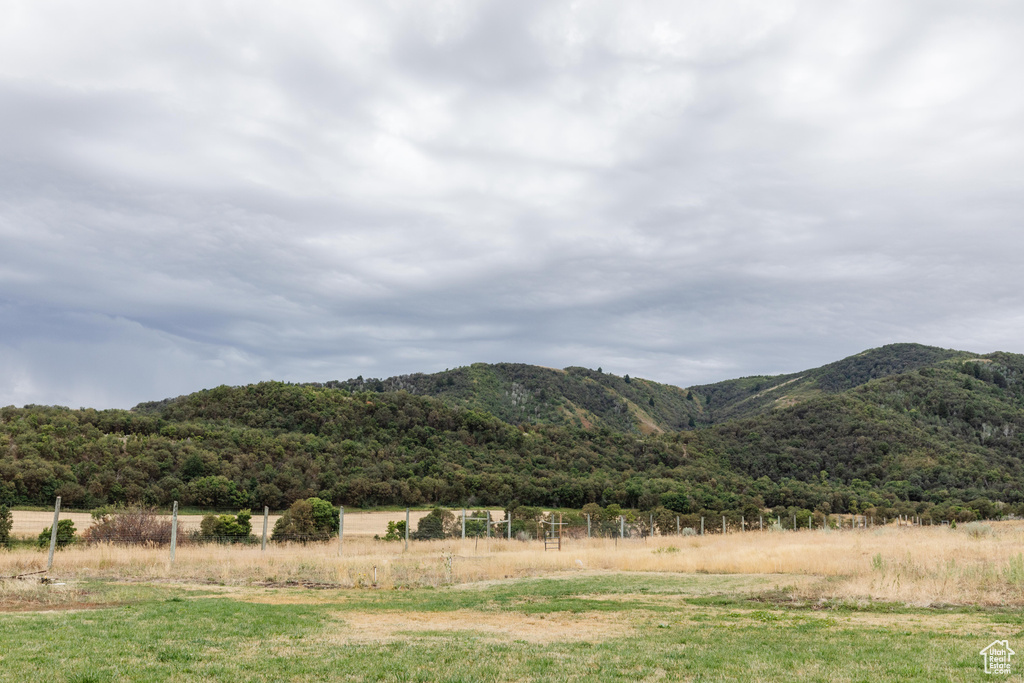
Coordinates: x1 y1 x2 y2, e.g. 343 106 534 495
4 521 1023 606
9 509 500 537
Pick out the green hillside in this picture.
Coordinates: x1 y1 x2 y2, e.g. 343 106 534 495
1 344 1022 525
323 362 701 434
689 343 971 424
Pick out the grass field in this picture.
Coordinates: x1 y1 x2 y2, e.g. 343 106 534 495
2 522 1023 681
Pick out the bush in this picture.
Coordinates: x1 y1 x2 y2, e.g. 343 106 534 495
38 519 77 549
0 505 11 548
198 509 253 543
961 522 993 538
83 506 172 545
272 498 337 542
412 508 457 540
377 520 406 542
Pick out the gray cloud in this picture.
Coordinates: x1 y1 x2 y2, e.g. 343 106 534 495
2 1 1024 408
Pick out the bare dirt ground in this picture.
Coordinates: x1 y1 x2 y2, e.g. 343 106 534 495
10 509 502 538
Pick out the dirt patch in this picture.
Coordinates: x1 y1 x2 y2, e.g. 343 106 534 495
324 609 633 644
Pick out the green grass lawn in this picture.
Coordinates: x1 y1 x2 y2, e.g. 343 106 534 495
0 574 1020 682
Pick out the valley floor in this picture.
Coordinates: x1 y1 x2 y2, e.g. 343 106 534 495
1 523 1023 681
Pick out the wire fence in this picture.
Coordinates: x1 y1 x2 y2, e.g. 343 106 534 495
17 497 915 571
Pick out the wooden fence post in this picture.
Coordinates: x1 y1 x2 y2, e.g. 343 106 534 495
169 501 178 565
338 506 344 557
46 496 62 572
405 508 410 551
261 506 269 552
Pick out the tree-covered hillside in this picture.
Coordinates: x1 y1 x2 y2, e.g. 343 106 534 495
2 345 1024 523
321 362 702 434
689 343 970 424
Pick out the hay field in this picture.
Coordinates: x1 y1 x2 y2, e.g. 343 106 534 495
10 508 504 537
4 520 1023 607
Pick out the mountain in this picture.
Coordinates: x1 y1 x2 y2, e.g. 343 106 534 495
689 343 972 424
2 344 1023 524
314 343 971 432
319 362 700 434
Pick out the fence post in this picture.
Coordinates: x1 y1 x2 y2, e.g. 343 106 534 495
169 501 178 565
46 496 62 572
759 515 763 531
808 514 812 530
405 508 410 551
338 506 344 557
649 513 654 538
462 508 466 540
792 514 796 531
676 516 680 535
486 511 491 539
261 506 269 552
700 517 704 536
587 514 591 538
507 514 512 540
741 516 745 532
722 516 726 535
620 515 625 539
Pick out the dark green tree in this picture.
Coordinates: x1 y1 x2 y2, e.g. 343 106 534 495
0 505 11 548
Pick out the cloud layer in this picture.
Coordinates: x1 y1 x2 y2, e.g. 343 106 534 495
3 1 1024 408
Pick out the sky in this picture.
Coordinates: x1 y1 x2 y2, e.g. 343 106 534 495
2 1 1024 409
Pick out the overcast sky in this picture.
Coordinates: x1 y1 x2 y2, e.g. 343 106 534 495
2 1 1023 409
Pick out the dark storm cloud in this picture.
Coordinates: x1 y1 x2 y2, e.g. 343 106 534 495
2 1 1024 407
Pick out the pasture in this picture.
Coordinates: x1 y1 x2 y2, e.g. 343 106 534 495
2 521 1023 681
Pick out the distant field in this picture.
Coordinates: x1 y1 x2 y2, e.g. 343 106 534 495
2 523 1023 681
9 509 505 538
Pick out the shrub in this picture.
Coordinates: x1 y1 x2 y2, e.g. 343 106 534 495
83 506 172 545
377 520 406 542
272 498 337 542
198 509 253 543
0 505 11 548
37 519 77 549
961 522 993 538
413 508 457 540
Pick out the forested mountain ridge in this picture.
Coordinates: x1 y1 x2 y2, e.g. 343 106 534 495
2 344 1023 524
687 343 971 425
304 343 970 432
316 362 701 434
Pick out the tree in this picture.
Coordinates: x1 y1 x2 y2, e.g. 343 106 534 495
412 508 456 540
272 498 337 542
38 519 76 549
